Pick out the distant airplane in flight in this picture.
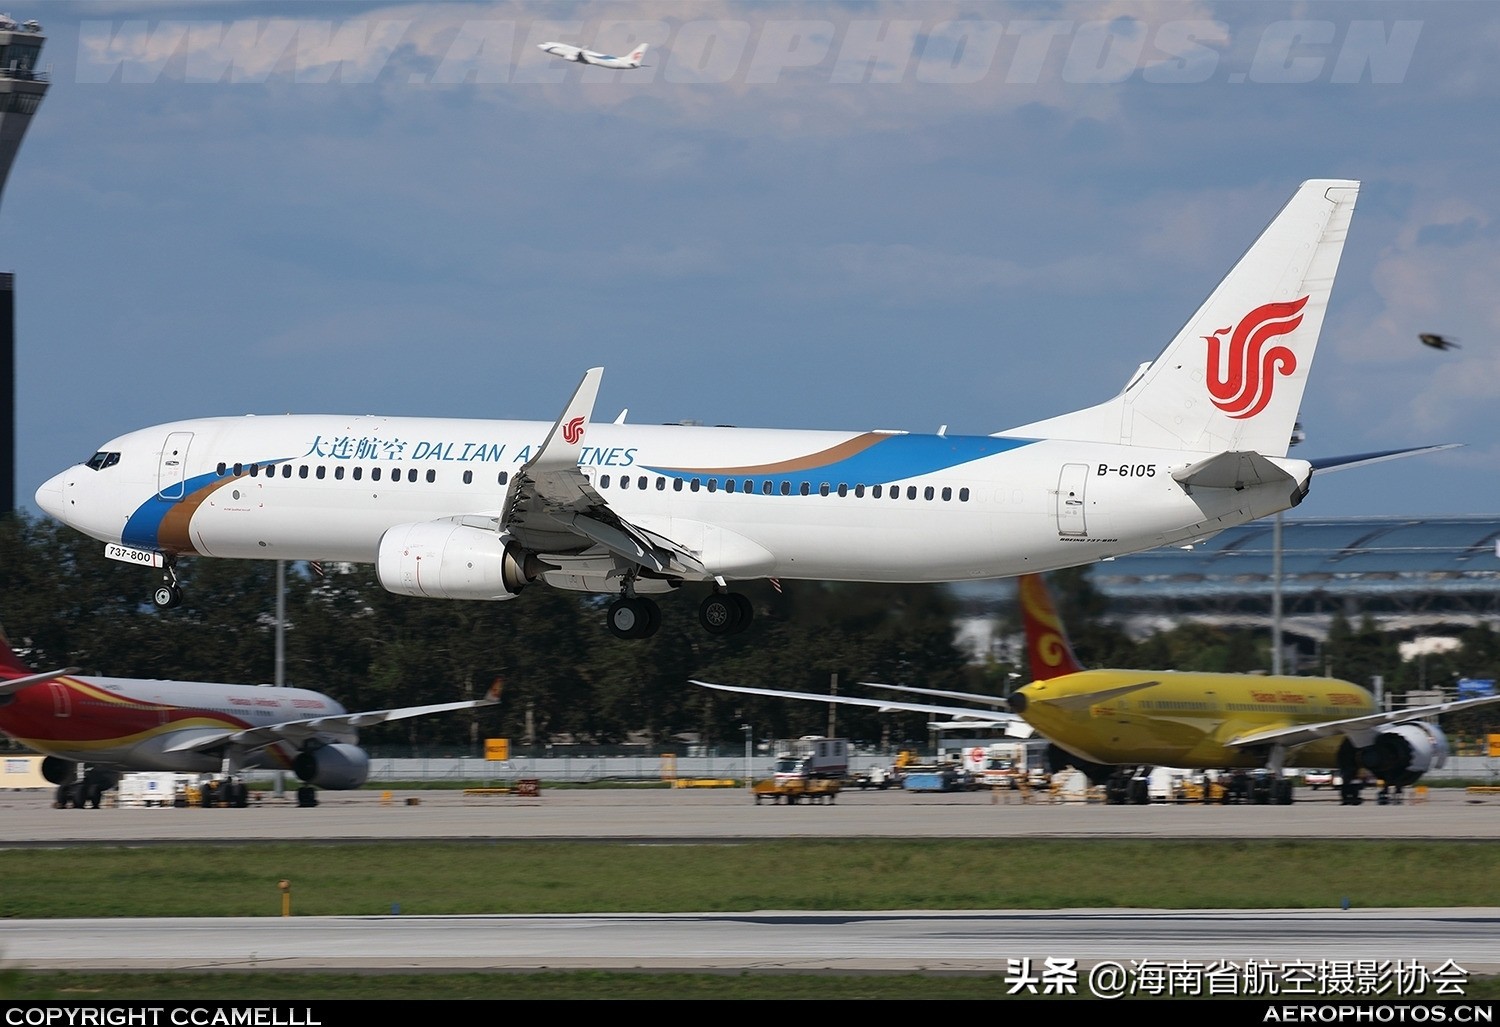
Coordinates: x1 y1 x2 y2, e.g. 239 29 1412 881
538 41 649 68
696 573 1500 805
35 179 1446 639
1419 333 1460 351
0 628 499 810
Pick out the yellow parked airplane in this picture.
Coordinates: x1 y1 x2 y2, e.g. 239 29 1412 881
697 574 1500 805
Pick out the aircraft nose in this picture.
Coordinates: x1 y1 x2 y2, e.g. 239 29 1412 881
34 470 72 520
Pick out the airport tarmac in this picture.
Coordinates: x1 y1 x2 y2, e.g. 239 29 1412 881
3 782 1500 844
6 785 1499 979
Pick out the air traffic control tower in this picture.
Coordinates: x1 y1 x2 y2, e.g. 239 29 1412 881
0 15 47 516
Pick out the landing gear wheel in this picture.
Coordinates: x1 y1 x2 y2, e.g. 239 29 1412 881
731 592 753 629
607 597 661 639
699 594 741 635
153 585 182 610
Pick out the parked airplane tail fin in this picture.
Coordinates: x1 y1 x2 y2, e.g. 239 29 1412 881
0 625 34 677
1005 180 1359 458
1018 574 1085 681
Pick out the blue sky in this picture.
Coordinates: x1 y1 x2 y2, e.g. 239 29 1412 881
5 1 1497 525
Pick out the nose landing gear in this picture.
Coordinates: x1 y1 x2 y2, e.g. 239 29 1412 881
152 556 183 610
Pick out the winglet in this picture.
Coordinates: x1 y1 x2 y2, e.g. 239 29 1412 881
483 677 504 704
530 367 602 475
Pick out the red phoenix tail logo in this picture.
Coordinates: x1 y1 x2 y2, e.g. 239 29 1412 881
562 416 586 445
1203 296 1308 420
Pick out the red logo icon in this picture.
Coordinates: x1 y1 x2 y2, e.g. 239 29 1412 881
562 416 586 445
1203 296 1309 419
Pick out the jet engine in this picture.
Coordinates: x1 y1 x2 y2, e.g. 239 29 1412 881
376 523 541 601
40 756 75 785
292 743 371 790
1357 723 1450 787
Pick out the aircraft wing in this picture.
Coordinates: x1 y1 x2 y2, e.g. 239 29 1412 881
1225 693 1500 750
497 368 705 579
692 679 1030 733
161 689 501 756
0 667 81 696
860 681 1009 709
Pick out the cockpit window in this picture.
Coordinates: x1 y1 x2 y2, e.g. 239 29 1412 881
85 451 120 471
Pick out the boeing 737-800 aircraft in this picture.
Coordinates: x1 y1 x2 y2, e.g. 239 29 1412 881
34 180 1428 639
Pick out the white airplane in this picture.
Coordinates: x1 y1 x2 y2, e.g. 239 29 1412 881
0 626 499 809
34 180 1443 640
537 41 649 69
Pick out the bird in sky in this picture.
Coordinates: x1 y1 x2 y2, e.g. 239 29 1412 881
1419 333 1460 351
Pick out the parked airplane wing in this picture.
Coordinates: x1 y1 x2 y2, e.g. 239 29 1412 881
1226 693 1500 751
0 667 80 696
692 679 1029 731
161 689 501 756
860 681 1011 709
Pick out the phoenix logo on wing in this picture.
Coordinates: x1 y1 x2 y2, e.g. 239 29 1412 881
1203 296 1309 419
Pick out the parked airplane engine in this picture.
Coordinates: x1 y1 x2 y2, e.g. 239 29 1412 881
292 743 370 790
1358 723 1450 787
376 523 540 601
40 756 75 785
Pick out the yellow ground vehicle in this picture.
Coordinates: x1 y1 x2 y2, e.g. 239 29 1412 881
752 777 841 805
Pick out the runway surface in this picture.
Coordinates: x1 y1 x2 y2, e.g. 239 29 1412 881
5 782 1500 844
5 785 1498 978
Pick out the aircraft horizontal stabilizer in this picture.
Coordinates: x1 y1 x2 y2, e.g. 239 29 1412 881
1023 679 1159 711
1309 444 1460 474
1171 451 1294 491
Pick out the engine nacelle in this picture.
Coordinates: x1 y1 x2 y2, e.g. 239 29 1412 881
292 743 371 790
376 523 539 601
40 756 76 785
1358 723 1450 787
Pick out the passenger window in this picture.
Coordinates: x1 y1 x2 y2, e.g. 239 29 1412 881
657 477 666 491
601 475 611 488
249 464 259 477
941 487 951 501
233 463 243 476
924 486 935 500
463 470 473 485
353 467 363 481
316 466 326 480
299 466 309 479
408 468 418 483
498 471 509 485
725 479 734 493
673 479 683 492
690 478 700 492
855 484 865 498
837 483 848 497
872 485 883 498
780 481 790 496
907 486 917 500
216 462 226 476
763 481 773 495
334 466 345 480
281 465 292 478
638 476 648 490
372 467 382 482
426 469 435 483
960 487 970 501
800 482 810 496
707 479 718 493
819 483 830 497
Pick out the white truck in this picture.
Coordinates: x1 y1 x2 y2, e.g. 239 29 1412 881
964 740 1051 789
771 737 850 784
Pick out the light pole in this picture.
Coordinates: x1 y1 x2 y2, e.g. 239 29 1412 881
741 724 753 792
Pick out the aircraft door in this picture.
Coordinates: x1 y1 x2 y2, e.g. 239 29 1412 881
1055 464 1088 536
157 431 194 501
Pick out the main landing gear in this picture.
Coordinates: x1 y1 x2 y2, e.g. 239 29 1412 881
153 556 183 610
603 587 755 639
699 591 752 636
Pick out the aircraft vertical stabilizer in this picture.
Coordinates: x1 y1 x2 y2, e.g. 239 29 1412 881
1006 180 1359 457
